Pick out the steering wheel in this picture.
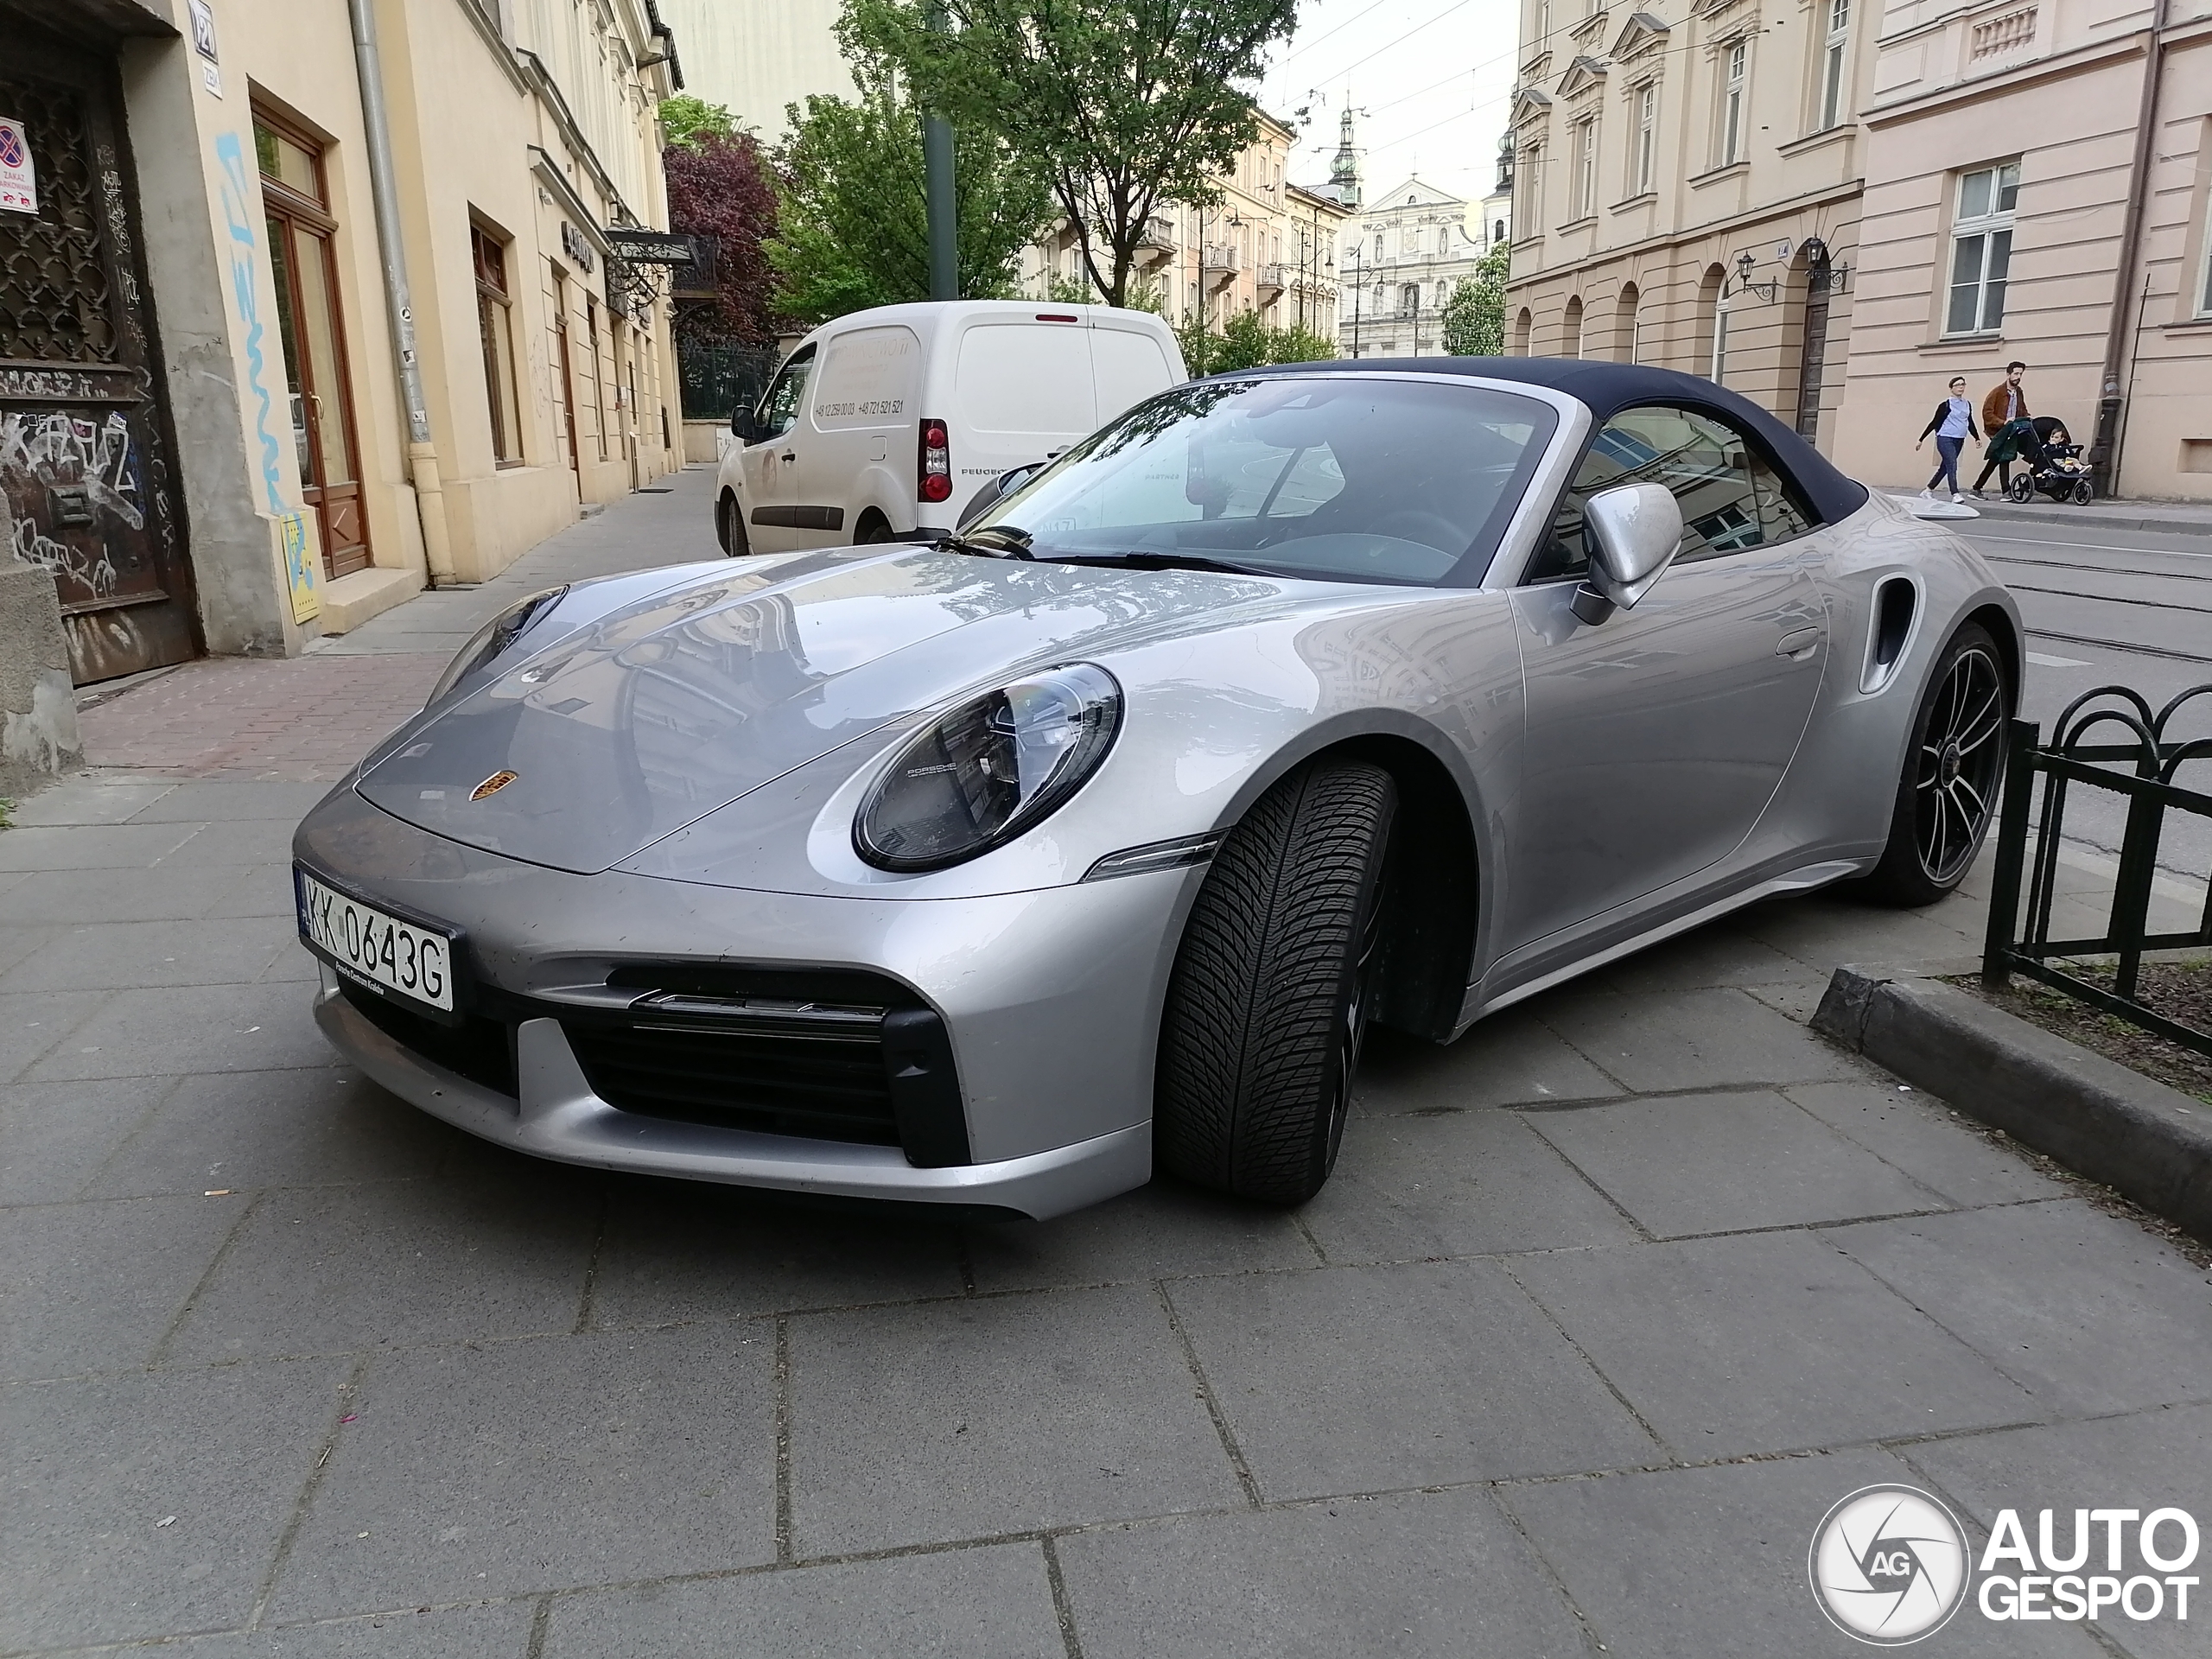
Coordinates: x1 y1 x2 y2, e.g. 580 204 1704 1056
1371 509 1464 551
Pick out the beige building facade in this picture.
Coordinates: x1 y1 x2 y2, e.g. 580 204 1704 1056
1505 0 1879 449
1027 112 1348 340
2 0 683 684
658 0 856 136
1830 0 2212 499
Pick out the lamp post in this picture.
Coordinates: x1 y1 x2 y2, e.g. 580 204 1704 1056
1347 243 1363 358
923 0 957 301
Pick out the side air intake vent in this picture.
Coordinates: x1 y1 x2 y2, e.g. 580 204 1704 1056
1863 575 1919 693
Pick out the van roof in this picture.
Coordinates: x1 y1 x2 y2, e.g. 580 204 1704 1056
805 300 1172 340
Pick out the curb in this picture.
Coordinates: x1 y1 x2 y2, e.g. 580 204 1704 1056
1813 966 2212 1242
1882 493 2212 539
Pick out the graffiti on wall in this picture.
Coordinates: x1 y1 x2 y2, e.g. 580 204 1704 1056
213 128 316 620
0 406 141 598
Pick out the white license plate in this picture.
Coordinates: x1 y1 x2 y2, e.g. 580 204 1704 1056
296 869 456 1014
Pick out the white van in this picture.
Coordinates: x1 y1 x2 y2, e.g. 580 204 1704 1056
714 300 1185 555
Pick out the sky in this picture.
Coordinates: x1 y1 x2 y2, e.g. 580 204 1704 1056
1256 0 1521 212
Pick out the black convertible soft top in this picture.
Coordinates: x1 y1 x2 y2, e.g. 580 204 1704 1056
1231 356 1872 528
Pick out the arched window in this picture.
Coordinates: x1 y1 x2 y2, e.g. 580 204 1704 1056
1563 296 1584 359
1511 307 1534 355
1616 283 1641 364
1694 264 1726 383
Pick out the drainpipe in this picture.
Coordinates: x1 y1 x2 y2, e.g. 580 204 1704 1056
2091 0 2169 499
347 0 454 584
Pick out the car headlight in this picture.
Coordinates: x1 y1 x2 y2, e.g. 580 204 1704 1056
855 664 1122 871
425 585 569 706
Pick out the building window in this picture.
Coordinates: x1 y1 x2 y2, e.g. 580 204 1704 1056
1572 115 1598 217
473 223 524 464
1946 161 2019 335
1712 301 1731 384
1518 144 1541 234
1817 0 1852 130
1719 41 1749 165
1633 85 1656 194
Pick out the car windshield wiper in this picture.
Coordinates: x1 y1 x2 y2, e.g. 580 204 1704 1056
1048 550 1283 579
933 525 1033 560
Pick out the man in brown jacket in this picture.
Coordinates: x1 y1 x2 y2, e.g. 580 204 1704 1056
1971 361 2032 495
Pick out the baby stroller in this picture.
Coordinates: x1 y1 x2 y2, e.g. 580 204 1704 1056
2003 416 2095 505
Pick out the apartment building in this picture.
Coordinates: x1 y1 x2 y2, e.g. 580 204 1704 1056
1028 111 1349 339
2 0 683 685
658 0 856 136
1829 1 2212 499
1505 0 1878 448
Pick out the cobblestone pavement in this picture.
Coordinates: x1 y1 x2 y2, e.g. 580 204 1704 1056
6 474 2210 1656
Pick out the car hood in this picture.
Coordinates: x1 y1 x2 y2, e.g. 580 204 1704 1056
354 546 1295 874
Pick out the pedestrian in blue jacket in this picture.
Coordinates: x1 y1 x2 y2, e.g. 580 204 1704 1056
1916 376 1980 503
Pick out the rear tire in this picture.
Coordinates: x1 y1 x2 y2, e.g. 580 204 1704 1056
855 512 898 545
1154 759 1397 1204
2005 474 2033 504
716 492 750 556
2071 479 2094 505
1856 622 2009 907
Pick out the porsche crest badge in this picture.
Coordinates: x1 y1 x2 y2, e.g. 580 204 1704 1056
470 770 518 802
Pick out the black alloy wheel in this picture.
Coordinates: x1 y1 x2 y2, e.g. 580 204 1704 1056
2006 474 2034 504
1859 623 2009 906
1154 758 1398 1205
2071 479 2095 505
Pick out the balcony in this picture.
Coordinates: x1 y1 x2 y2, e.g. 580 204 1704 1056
1256 263 1286 298
1132 213 1177 268
1200 243 1240 289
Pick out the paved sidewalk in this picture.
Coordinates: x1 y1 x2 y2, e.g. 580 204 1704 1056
6 470 2209 1655
1884 486 2212 539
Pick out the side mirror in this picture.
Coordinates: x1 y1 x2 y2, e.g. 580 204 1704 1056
1571 482 1684 625
731 406 761 444
957 461 1046 530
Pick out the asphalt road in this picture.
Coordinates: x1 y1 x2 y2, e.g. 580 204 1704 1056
1950 516 2212 881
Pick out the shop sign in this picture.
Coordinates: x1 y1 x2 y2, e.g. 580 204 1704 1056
0 117 36 215
561 221 595 273
280 510 320 624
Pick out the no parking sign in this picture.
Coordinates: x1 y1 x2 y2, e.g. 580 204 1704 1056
0 117 35 215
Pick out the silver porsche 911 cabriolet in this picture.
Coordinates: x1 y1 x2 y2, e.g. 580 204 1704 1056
295 359 2019 1219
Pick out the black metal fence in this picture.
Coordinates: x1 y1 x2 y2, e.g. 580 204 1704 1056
1981 684 2212 1057
677 338 779 424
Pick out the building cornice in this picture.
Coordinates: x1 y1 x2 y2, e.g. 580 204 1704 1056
1504 176 1863 289
451 0 532 95
1862 26 2176 125
517 48 638 225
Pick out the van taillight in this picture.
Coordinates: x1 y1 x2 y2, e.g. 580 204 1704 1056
918 417 951 503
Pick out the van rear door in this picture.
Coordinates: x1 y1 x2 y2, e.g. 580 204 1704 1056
1089 323 1178 424
947 317 1097 529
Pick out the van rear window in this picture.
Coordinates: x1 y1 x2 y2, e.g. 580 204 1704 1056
956 325 1096 435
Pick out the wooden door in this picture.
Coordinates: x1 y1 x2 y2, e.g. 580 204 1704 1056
1796 256 1834 444
1 21 199 683
258 114 370 579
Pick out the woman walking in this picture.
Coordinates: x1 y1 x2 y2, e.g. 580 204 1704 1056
1916 375 1980 503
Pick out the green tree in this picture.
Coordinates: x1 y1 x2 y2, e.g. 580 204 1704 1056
659 95 739 149
840 0 1299 308
766 78 1054 325
1442 241 1511 356
1176 309 1335 377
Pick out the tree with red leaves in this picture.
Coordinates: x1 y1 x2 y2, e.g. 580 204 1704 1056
662 131 779 343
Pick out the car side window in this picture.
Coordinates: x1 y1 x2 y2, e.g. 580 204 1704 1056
1524 404 1815 583
755 346 816 442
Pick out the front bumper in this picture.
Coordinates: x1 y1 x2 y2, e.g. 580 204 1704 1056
315 969 1151 1219
296 785 1195 1219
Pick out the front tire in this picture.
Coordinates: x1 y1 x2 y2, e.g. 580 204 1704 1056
1154 759 1397 1204
716 491 750 556
2006 474 2033 504
2071 479 2094 505
1857 623 2009 906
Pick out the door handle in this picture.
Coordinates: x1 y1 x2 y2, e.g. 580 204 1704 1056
1776 626 1821 659
779 449 796 463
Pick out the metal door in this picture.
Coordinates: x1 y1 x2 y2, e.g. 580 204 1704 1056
0 23 198 682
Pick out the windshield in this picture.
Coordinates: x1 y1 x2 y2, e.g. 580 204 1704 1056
969 375 1557 586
